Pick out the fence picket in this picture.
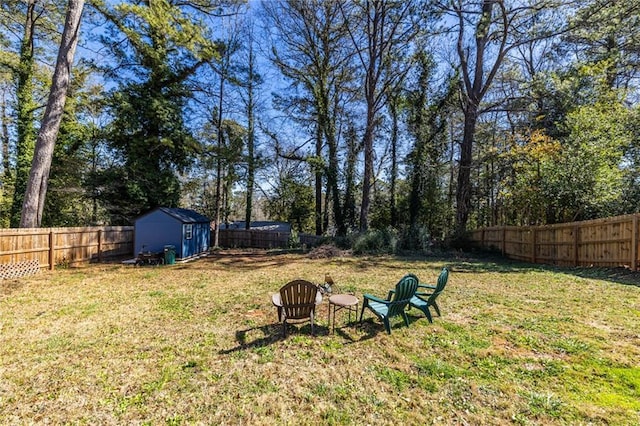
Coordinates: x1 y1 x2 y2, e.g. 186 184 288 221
471 213 640 269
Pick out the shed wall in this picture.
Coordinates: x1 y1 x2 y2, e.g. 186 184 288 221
134 210 182 256
181 222 210 258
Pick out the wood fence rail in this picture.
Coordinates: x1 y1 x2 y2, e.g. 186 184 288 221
0 226 134 271
470 214 640 270
218 229 322 249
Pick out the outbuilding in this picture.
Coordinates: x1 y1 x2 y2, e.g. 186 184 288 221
134 207 210 262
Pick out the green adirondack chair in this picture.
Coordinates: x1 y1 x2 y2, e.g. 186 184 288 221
409 268 449 323
359 274 419 334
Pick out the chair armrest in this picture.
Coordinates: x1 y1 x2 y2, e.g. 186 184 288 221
363 293 389 304
418 284 436 290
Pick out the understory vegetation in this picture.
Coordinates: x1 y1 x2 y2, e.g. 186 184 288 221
1 251 639 424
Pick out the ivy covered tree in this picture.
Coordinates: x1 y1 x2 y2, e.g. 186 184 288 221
404 52 455 245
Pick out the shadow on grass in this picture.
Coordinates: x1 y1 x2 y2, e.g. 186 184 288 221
218 324 280 355
353 310 430 341
444 252 640 287
173 249 640 288
219 322 334 355
172 250 306 273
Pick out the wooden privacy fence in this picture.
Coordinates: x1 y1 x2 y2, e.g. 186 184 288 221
218 229 322 249
470 214 640 270
0 226 134 271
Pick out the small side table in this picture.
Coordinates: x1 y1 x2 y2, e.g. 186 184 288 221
328 294 359 334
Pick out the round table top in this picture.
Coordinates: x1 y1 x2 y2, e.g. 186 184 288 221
329 293 358 306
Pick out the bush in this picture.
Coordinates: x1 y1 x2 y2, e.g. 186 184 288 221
287 229 300 248
352 228 398 255
398 225 435 253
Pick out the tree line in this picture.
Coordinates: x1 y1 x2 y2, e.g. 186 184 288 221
1 0 639 249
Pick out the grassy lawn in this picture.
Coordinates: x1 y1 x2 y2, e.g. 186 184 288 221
1 250 639 425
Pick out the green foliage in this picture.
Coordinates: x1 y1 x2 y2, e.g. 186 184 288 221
93 1 215 223
287 228 300 248
403 52 454 238
352 227 398 255
10 8 38 227
264 172 314 233
499 65 633 225
397 224 436 253
42 67 110 226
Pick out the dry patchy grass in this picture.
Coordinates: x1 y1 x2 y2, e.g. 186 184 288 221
1 250 639 425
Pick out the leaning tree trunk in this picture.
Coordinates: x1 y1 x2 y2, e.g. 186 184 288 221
20 0 84 228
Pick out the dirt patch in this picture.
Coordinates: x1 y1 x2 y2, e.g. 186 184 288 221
307 244 350 259
1 279 24 297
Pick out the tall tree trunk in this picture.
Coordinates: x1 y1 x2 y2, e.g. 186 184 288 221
388 96 399 227
360 108 375 231
344 123 359 230
348 0 415 232
314 124 323 235
20 0 84 228
11 0 37 227
454 105 477 237
1 86 10 178
245 37 256 230
213 78 224 247
453 0 497 237
323 93 345 236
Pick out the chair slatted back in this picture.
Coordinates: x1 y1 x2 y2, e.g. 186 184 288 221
388 274 419 317
425 268 449 303
280 280 318 320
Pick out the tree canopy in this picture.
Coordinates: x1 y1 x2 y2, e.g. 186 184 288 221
1 0 640 249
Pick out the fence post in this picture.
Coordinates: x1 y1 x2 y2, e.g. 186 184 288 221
49 230 55 271
502 227 506 256
573 225 579 267
532 227 537 264
98 229 103 262
632 215 638 271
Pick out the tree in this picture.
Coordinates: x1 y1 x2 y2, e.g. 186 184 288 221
42 66 109 226
9 0 38 227
210 35 240 247
405 52 453 243
567 0 640 89
341 0 419 231
443 0 565 236
264 0 355 236
93 0 221 223
20 0 84 227
241 24 261 230
264 164 314 233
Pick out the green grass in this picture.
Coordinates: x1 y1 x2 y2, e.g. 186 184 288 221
1 251 639 424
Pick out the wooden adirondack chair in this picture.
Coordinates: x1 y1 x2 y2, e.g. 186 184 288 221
359 274 419 334
277 280 319 337
409 268 449 323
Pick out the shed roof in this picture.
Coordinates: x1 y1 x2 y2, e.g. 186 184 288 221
138 207 210 224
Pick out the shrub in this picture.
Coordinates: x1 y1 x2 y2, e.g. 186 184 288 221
398 225 435 254
352 228 398 255
288 229 300 248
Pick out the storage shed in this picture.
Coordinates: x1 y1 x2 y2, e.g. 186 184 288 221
134 207 210 261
